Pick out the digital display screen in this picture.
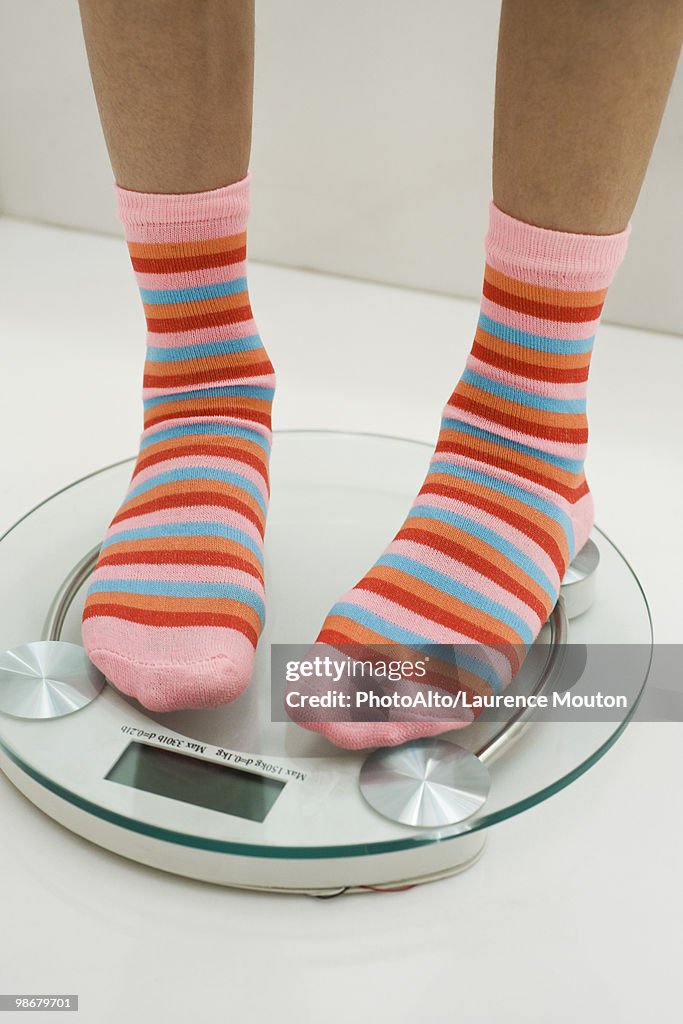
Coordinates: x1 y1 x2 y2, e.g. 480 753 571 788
106 742 285 823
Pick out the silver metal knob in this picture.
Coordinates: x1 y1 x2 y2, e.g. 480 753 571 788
560 538 600 619
0 641 106 719
359 737 491 828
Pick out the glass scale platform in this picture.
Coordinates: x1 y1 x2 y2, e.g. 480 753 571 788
0 432 653 894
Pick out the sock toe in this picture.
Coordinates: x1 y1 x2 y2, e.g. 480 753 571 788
300 718 463 751
83 620 255 711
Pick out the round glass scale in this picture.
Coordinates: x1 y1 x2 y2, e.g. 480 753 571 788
0 432 652 895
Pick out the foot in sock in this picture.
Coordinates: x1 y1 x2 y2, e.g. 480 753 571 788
82 174 275 712
295 203 629 749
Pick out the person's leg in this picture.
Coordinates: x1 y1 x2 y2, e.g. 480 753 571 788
78 0 254 192
79 1 275 711
494 0 683 233
298 1 682 748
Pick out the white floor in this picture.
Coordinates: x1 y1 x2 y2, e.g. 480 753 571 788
1 216 681 1023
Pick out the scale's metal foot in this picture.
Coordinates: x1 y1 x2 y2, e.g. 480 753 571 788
0 641 105 719
359 737 491 828
560 538 600 619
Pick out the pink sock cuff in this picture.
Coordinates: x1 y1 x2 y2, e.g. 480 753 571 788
114 173 251 232
485 201 630 290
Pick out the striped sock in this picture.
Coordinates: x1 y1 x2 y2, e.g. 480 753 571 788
300 203 629 748
82 174 275 712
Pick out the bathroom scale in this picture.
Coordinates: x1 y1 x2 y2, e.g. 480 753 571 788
0 432 652 895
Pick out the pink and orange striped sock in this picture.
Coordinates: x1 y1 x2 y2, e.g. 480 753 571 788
82 174 275 711
298 203 629 748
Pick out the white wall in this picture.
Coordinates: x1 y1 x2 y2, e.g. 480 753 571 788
0 0 681 335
